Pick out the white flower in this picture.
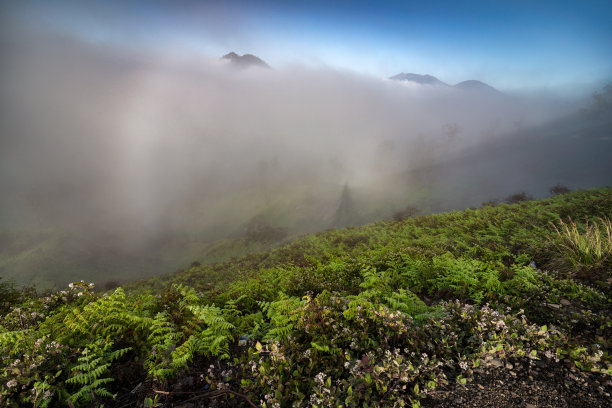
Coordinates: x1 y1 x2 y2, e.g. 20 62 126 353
6 379 17 388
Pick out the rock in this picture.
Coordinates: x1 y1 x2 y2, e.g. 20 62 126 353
490 359 503 368
526 404 536 408
547 303 561 310
506 363 513 370
560 298 571 306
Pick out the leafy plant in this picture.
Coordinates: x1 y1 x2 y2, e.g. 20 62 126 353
66 338 130 405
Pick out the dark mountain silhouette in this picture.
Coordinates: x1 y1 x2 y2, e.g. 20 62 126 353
389 73 448 86
222 52 270 68
390 73 502 95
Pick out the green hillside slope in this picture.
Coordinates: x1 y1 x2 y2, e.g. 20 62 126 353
1 188 611 407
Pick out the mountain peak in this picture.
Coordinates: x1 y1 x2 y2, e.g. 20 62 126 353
389 73 448 86
222 52 270 69
454 80 501 94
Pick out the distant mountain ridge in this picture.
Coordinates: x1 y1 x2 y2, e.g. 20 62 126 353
389 73 448 86
222 52 270 68
220 52 500 92
454 80 503 94
390 72 501 94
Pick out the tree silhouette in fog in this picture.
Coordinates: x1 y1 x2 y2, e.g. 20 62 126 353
581 83 612 119
332 183 356 227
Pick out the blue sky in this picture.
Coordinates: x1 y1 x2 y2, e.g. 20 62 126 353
4 0 612 91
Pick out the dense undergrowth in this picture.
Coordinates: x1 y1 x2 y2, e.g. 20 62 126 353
1 188 611 407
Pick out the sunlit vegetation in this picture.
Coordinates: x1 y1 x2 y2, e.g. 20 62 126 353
551 217 612 278
1 188 611 407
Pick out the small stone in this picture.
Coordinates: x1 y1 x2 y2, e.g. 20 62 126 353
478 384 484 390
526 404 536 408
506 363 513 370
510 371 517 376
560 299 571 306
490 359 503 368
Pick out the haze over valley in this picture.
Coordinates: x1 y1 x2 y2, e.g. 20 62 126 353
1 1 611 289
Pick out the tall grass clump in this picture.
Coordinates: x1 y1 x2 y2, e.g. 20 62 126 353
551 217 612 276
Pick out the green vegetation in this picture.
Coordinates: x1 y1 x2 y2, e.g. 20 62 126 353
551 217 612 273
1 188 611 407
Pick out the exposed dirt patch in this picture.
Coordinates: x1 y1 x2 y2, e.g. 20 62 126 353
422 356 611 408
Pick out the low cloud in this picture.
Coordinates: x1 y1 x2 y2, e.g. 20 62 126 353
0 27 579 248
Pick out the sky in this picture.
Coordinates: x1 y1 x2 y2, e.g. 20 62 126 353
2 0 611 92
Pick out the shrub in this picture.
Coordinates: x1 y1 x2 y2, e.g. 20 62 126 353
393 205 420 221
481 199 499 207
0 278 26 315
504 192 533 204
549 184 571 196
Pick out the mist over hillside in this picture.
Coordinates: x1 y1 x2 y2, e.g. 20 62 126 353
0 29 609 288
2 2 612 407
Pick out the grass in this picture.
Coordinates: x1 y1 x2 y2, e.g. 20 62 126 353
551 217 612 274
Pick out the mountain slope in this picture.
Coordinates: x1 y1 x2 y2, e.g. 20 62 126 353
398 111 612 212
454 79 502 94
2 188 610 407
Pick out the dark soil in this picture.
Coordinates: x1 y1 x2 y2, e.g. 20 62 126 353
102 354 611 408
422 356 612 408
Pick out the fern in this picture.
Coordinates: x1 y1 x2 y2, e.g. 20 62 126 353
185 304 235 357
143 285 237 377
145 311 183 379
0 328 28 357
59 288 149 343
66 338 130 406
259 295 302 341
385 289 428 316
